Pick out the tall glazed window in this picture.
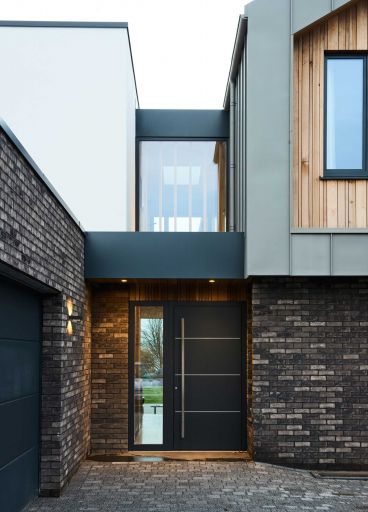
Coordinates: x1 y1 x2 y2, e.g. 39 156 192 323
139 141 227 232
134 306 164 445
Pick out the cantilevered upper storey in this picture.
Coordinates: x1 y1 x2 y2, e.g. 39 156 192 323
226 0 368 277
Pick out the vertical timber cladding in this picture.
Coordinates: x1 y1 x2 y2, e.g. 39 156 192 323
293 0 368 228
90 280 252 454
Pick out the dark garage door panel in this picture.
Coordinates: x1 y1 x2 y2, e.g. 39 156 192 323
0 395 39 469
0 277 41 512
0 339 40 403
0 448 39 512
0 278 41 340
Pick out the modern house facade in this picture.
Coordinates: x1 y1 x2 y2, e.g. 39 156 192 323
0 1 368 511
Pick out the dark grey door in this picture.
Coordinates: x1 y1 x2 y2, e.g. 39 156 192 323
173 304 245 450
0 277 41 512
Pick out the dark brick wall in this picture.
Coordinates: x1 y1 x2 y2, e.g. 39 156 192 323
252 278 368 468
0 128 90 494
91 285 129 453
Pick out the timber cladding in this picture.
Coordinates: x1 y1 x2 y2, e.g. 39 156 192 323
293 0 368 228
90 280 251 454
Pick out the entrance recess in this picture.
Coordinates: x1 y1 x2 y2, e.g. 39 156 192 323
129 303 246 451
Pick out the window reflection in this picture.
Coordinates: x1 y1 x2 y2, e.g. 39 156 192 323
139 141 227 232
134 306 164 445
326 58 364 171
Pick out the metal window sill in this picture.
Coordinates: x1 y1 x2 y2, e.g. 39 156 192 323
320 176 368 180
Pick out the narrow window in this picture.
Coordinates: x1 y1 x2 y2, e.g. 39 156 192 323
134 306 164 445
325 56 366 178
139 140 227 232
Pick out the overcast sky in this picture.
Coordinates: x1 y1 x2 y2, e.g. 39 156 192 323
0 0 249 109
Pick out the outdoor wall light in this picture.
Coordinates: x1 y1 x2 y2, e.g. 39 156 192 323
121 279 128 283
66 298 82 335
209 279 216 284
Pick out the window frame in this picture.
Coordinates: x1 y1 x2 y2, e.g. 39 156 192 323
324 52 368 179
135 137 229 232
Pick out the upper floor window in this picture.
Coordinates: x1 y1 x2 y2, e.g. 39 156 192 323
325 55 366 178
139 140 227 232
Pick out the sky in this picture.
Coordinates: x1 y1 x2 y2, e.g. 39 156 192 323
0 0 249 109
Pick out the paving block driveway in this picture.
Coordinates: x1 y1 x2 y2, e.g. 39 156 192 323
24 461 368 512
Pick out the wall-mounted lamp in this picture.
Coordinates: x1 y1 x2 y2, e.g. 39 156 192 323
209 279 216 284
66 298 82 335
121 279 128 283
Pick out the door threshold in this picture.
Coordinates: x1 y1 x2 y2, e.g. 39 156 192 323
128 451 251 461
88 451 251 463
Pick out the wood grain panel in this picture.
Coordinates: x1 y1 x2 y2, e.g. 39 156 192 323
129 280 249 302
293 0 368 228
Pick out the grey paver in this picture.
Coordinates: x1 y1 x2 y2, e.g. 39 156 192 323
23 460 368 512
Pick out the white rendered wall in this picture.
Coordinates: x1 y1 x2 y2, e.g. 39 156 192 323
0 26 137 231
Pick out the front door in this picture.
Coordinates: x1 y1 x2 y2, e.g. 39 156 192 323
173 304 245 450
130 303 246 451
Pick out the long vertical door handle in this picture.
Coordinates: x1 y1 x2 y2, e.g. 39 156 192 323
181 317 185 439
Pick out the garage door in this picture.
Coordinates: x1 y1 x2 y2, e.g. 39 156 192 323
0 276 41 512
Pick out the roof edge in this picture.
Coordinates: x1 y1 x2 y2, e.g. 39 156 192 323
223 15 248 110
0 118 84 232
293 0 356 35
0 20 139 107
0 20 128 28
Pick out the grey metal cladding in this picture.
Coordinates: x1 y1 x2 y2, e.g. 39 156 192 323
136 110 229 139
291 232 368 276
245 0 291 276
291 234 331 276
332 235 368 275
85 232 244 279
292 0 331 34
333 0 355 10
232 42 246 235
292 0 355 34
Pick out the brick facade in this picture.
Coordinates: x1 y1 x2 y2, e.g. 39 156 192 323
252 278 368 468
0 127 90 494
91 285 129 453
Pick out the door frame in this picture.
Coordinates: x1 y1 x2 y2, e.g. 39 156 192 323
128 301 247 451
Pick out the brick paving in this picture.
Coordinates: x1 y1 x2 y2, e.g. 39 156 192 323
24 460 368 511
